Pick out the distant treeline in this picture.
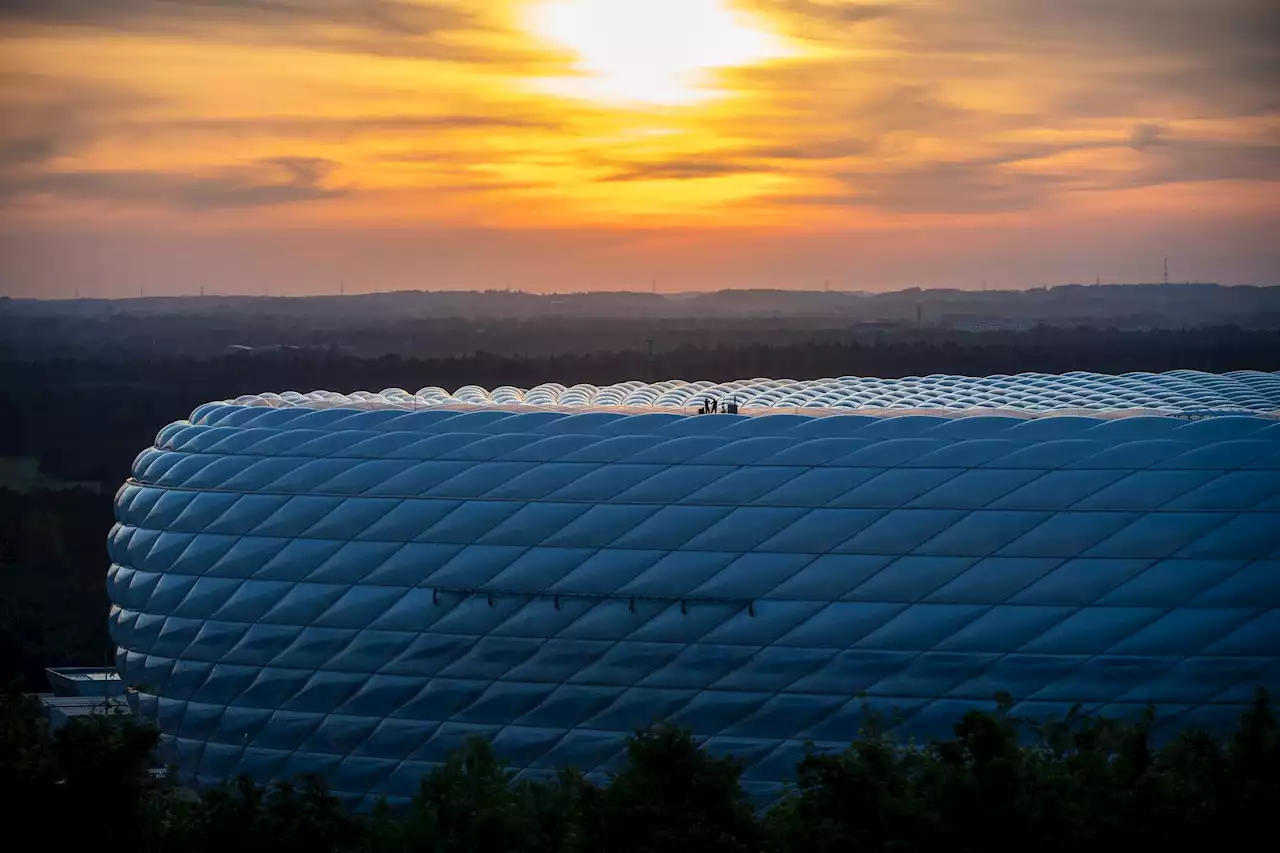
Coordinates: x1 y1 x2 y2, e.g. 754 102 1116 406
0 487 114 688
3 326 1279 487
3 284 1279 359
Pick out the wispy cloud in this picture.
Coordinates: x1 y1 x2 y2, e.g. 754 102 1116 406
1121 127 1280 188
0 0 472 34
0 76 155 179
4 156 346 209
777 160 1076 214
133 113 564 141
599 161 764 182
0 0 560 65
743 0 892 39
770 128 1280 213
748 0 1280 121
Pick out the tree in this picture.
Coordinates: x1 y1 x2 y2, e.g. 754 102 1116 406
4 682 1279 851
0 684 60 817
586 722 763 853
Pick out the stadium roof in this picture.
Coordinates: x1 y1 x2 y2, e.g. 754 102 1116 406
204 370 1280 418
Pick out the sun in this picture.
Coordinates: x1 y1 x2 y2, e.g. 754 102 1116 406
526 0 788 106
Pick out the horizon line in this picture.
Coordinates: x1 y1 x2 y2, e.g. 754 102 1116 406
9 280 1271 303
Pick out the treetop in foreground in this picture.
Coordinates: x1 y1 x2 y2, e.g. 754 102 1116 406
4 687 1275 853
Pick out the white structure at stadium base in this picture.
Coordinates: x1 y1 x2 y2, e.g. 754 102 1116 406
109 369 1280 810
211 370 1280 415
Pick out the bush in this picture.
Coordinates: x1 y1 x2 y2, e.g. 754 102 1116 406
3 684 1275 852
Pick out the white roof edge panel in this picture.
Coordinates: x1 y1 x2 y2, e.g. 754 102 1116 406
197 371 1280 420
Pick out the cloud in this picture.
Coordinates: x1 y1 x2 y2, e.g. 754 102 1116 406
772 129 1280 213
778 156 1077 214
0 72 565 204
715 1 1279 212
734 139 874 160
0 134 60 170
1124 131 1280 188
744 1 892 40
592 138 872 184
0 0 557 66
0 76 155 174
4 156 347 208
750 0 890 22
137 113 563 140
759 0 1280 121
801 0 1278 58
714 75 1023 140
599 161 763 182
1078 1 1270 56
0 0 466 33
1130 123 1164 151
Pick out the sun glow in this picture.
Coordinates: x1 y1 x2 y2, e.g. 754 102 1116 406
526 0 788 106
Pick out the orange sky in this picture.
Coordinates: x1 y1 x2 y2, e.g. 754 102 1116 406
1 1 1277 296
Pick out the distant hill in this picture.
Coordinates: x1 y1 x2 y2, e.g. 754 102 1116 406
2 283 1277 359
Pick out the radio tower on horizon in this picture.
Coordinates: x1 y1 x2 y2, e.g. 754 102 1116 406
1163 257 1169 285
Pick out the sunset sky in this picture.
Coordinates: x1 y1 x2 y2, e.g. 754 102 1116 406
1 0 1277 296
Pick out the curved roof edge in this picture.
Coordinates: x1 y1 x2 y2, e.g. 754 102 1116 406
198 370 1280 420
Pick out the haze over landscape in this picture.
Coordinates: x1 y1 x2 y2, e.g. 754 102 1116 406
3 0 1278 296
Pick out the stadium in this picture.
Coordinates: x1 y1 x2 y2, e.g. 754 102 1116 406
108 370 1280 808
